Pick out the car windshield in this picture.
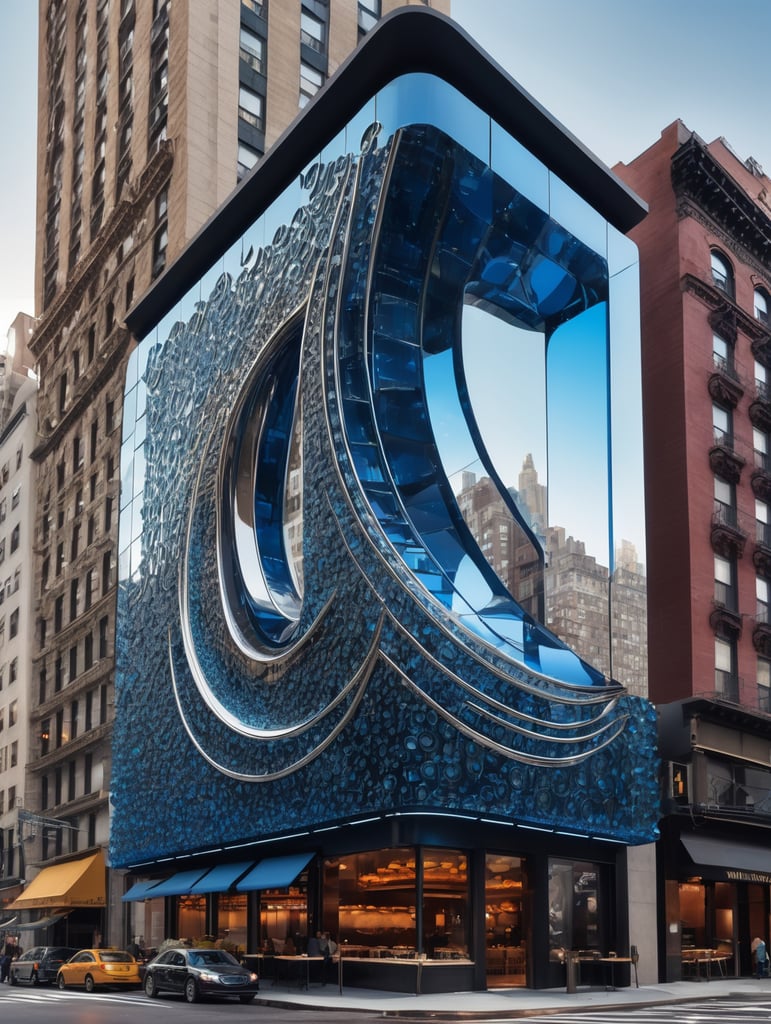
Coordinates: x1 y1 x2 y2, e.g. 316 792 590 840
188 950 237 967
100 952 133 963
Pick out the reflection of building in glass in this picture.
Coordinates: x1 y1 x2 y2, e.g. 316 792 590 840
110 11 659 994
457 459 648 696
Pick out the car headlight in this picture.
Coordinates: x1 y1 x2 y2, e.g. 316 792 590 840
198 971 220 983
249 972 258 982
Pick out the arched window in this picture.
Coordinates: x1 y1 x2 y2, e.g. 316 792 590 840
710 250 734 298
755 287 769 325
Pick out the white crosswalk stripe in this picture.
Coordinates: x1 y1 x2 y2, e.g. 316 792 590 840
532 1001 771 1023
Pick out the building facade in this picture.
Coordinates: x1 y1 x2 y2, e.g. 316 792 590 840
0 315 38 923
616 123 771 980
22 0 447 952
113 9 659 992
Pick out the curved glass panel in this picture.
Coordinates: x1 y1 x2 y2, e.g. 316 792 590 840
219 318 304 647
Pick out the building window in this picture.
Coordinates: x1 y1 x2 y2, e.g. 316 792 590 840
239 25 264 73
714 554 736 610
713 403 731 446
299 61 324 107
9 524 19 554
8 701 17 727
238 84 264 132
301 8 326 53
10 486 19 510
758 576 770 627
358 0 380 36
715 636 737 700
237 143 260 181
755 288 769 326
759 657 771 712
710 249 734 298
8 610 18 639
151 187 168 279
754 426 770 473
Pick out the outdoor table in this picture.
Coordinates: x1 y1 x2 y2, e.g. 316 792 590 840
274 954 324 989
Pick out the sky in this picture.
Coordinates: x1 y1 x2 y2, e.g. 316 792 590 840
1 0 770 338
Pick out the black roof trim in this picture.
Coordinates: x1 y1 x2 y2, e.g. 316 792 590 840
127 6 646 339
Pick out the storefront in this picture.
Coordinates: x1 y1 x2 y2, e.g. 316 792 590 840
6 849 106 949
123 818 636 991
659 820 771 980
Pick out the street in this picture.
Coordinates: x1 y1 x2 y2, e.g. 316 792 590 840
2 987 771 1024
0 985 385 1024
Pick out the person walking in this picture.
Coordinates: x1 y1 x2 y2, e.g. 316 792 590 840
752 936 767 977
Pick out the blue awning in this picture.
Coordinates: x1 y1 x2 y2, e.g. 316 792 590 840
236 852 313 892
190 861 256 894
122 879 164 902
144 869 210 897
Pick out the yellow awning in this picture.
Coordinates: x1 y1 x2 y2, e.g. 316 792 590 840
9 850 105 910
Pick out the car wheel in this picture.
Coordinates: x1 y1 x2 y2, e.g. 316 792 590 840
239 994 256 1004
84 974 95 993
144 973 158 998
184 976 199 1003
57 974 66 990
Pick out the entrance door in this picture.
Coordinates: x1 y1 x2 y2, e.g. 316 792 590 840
485 854 527 987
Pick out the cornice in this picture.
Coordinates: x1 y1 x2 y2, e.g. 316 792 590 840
681 273 770 346
672 137 771 272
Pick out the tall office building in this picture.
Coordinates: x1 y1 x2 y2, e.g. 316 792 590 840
0 315 38 911
616 123 771 980
23 0 447 949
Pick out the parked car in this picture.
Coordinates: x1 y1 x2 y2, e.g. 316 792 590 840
143 947 259 1003
9 947 79 986
56 949 142 991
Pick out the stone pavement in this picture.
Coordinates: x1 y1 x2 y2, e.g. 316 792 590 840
255 975 771 1018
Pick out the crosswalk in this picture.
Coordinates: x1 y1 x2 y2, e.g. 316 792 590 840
518 1000 771 1024
0 986 150 1006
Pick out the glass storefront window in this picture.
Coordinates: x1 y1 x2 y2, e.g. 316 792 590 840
177 893 206 942
260 883 308 952
486 853 527 985
548 859 600 955
217 892 247 955
679 882 706 950
336 847 416 953
422 849 469 957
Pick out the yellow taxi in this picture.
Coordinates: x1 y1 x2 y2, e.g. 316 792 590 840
56 948 142 991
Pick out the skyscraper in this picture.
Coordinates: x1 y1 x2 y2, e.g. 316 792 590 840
22 0 447 949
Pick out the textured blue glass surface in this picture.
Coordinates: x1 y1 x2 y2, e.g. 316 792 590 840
112 75 659 869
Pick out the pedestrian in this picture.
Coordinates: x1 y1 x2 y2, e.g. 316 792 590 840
752 936 767 977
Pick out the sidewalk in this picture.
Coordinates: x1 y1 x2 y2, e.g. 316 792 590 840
255 975 771 1018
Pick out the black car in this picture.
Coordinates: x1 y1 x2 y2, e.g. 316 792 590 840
143 947 259 1004
9 946 80 986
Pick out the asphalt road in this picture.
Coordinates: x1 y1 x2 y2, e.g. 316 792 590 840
0 983 384 1024
3 986 771 1024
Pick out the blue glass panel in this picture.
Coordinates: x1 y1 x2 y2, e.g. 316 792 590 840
490 120 549 210
549 173 607 258
375 74 489 166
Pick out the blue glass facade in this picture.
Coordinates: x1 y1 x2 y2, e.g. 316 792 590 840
112 70 658 871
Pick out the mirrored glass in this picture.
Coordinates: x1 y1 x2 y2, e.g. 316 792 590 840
375 74 489 166
549 173 607 257
490 121 549 211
